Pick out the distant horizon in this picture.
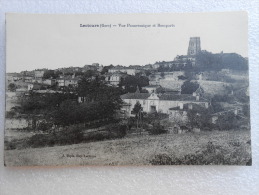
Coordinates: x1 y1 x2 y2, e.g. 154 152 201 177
6 50 248 74
6 12 248 73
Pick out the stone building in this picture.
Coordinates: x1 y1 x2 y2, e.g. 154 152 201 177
120 90 209 118
108 67 140 76
187 37 201 56
34 70 45 79
105 71 128 86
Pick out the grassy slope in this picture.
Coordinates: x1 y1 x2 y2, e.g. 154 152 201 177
4 130 251 166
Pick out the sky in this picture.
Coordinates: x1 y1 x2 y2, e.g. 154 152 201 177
6 12 248 73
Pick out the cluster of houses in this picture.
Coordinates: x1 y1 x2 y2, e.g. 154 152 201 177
7 37 248 129
120 86 209 123
7 69 81 91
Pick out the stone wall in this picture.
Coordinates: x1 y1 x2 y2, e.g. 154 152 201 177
197 80 230 95
5 118 29 129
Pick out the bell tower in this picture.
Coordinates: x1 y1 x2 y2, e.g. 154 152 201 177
187 37 201 56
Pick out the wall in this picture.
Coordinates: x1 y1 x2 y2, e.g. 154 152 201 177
197 80 231 95
5 118 29 129
123 98 207 115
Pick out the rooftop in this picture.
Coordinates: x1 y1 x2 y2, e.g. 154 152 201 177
121 92 208 102
120 93 150 100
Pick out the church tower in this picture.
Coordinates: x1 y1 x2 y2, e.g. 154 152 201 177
187 37 201 56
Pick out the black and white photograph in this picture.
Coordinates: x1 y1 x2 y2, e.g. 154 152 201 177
4 12 251 166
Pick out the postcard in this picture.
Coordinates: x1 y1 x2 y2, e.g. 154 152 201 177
4 12 251 166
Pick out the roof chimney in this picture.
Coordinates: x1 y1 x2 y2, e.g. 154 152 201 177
196 95 200 101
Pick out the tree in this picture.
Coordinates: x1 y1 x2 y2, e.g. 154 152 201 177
8 83 16 91
101 64 114 75
120 75 149 93
43 70 56 79
181 81 199 94
196 51 223 71
216 112 239 130
84 70 97 78
144 70 152 77
156 86 165 94
132 101 142 116
187 105 212 129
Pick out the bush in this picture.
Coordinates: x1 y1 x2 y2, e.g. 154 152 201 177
6 122 128 150
150 141 251 165
36 121 53 131
14 123 127 149
106 123 127 138
148 123 167 135
5 111 16 118
26 125 84 148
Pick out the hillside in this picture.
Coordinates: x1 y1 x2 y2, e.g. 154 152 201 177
5 130 251 166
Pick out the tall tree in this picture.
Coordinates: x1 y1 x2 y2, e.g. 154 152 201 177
181 81 199 94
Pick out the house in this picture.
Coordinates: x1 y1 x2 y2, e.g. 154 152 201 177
28 83 42 91
168 103 205 124
32 77 43 83
6 73 22 82
64 78 80 87
83 64 98 72
120 89 209 117
152 63 160 69
105 71 128 86
56 78 65 86
24 76 34 83
34 70 45 78
108 67 140 76
42 79 55 86
56 76 80 87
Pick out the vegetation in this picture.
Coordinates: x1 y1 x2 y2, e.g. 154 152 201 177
187 105 212 129
8 83 16 91
17 76 123 128
119 75 149 93
43 69 61 79
150 140 251 165
132 101 142 116
5 123 128 150
4 130 251 166
196 51 248 71
181 80 199 94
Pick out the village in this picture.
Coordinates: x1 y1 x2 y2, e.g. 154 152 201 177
5 37 251 165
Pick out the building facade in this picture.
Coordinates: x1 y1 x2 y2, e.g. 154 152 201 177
121 91 209 117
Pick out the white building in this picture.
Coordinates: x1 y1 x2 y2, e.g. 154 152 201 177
120 91 209 117
108 68 140 76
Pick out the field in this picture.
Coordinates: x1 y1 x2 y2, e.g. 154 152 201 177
4 130 251 166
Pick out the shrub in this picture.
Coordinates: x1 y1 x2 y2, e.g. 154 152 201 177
150 141 251 165
106 123 127 138
148 123 167 135
21 123 127 149
5 111 16 118
150 154 174 165
36 121 53 131
26 125 84 148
